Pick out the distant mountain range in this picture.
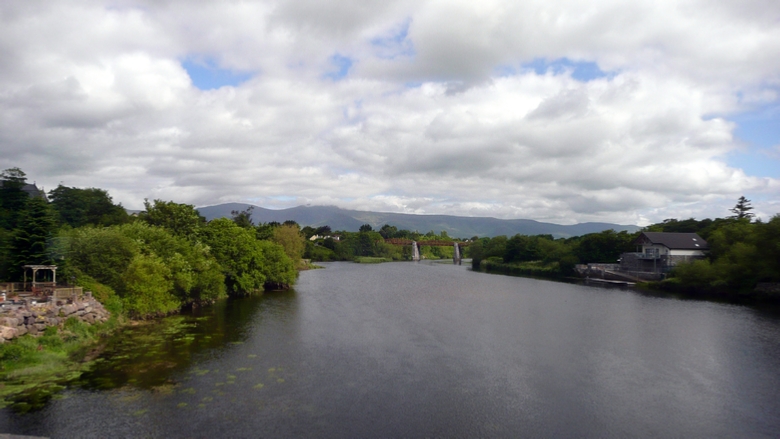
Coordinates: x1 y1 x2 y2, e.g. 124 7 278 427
196 203 640 239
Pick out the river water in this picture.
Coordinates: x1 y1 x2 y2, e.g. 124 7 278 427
2 261 780 438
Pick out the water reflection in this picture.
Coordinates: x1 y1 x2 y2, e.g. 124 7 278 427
78 294 278 391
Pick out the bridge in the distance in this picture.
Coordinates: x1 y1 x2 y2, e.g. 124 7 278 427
384 239 471 262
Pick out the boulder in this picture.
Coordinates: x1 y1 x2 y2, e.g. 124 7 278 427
61 304 78 316
0 317 19 327
0 325 17 340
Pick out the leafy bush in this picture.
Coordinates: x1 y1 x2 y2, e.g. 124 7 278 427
0 343 27 362
122 253 179 317
305 244 336 261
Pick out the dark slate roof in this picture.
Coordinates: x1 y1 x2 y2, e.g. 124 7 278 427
637 232 709 250
22 183 48 201
1 181 46 199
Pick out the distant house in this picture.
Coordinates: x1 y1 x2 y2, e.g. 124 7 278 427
0 181 48 201
22 183 47 201
620 232 708 273
310 234 341 242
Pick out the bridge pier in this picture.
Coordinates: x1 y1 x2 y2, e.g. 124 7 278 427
453 242 461 263
412 241 420 261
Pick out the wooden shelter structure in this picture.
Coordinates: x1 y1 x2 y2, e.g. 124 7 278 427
23 264 58 296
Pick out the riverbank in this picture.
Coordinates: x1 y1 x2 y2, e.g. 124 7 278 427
479 258 780 306
637 279 780 305
479 258 567 279
0 313 122 412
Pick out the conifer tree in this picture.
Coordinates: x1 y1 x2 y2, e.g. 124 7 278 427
730 196 755 220
10 196 57 279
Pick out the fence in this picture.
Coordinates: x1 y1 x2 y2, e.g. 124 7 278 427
1 282 83 301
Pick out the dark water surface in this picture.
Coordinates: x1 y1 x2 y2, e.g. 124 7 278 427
2 261 780 438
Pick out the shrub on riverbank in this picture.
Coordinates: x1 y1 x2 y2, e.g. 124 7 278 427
60 222 228 317
480 257 565 278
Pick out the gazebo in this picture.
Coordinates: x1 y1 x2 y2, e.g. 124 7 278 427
23 264 58 290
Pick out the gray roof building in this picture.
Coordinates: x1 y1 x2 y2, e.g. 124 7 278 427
634 232 708 251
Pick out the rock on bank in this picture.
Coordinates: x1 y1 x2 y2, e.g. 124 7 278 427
0 294 109 343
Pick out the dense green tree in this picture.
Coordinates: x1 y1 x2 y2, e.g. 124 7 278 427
48 185 129 227
356 232 374 256
0 167 29 231
255 222 279 241
359 224 373 232
231 205 255 229
119 222 226 303
323 236 337 250
753 215 780 282
138 199 205 239
9 197 57 279
198 219 269 295
0 228 13 280
668 214 780 294
483 235 507 259
304 242 337 261
504 234 541 263
63 226 139 292
63 222 226 312
256 240 297 288
572 230 635 263
122 253 179 316
272 224 306 264
378 224 398 239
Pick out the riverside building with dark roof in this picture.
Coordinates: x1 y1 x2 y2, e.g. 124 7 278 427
21 183 48 201
619 232 709 273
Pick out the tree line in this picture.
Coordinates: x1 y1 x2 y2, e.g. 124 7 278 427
0 168 302 317
301 223 461 262
465 197 779 297
2 166 776 308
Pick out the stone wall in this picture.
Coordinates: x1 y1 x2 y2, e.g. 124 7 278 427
0 294 110 343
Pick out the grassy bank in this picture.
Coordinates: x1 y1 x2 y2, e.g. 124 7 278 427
0 315 122 411
354 257 394 264
480 258 566 279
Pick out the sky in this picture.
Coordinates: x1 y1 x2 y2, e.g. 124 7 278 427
1 0 779 226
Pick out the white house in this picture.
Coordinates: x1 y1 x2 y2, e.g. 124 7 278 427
620 232 709 273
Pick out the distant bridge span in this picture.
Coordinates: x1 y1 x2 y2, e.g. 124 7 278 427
384 239 469 261
384 239 472 247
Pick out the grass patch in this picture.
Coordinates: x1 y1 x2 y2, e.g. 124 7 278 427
353 257 393 264
0 315 122 410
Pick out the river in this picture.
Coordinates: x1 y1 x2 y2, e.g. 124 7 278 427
2 261 780 438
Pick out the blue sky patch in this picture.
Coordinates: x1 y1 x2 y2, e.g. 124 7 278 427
726 103 780 178
324 54 353 81
182 58 252 90
371 20 415 59
523 58 610 82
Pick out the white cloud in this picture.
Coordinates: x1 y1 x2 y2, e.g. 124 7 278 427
0 0 778 226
